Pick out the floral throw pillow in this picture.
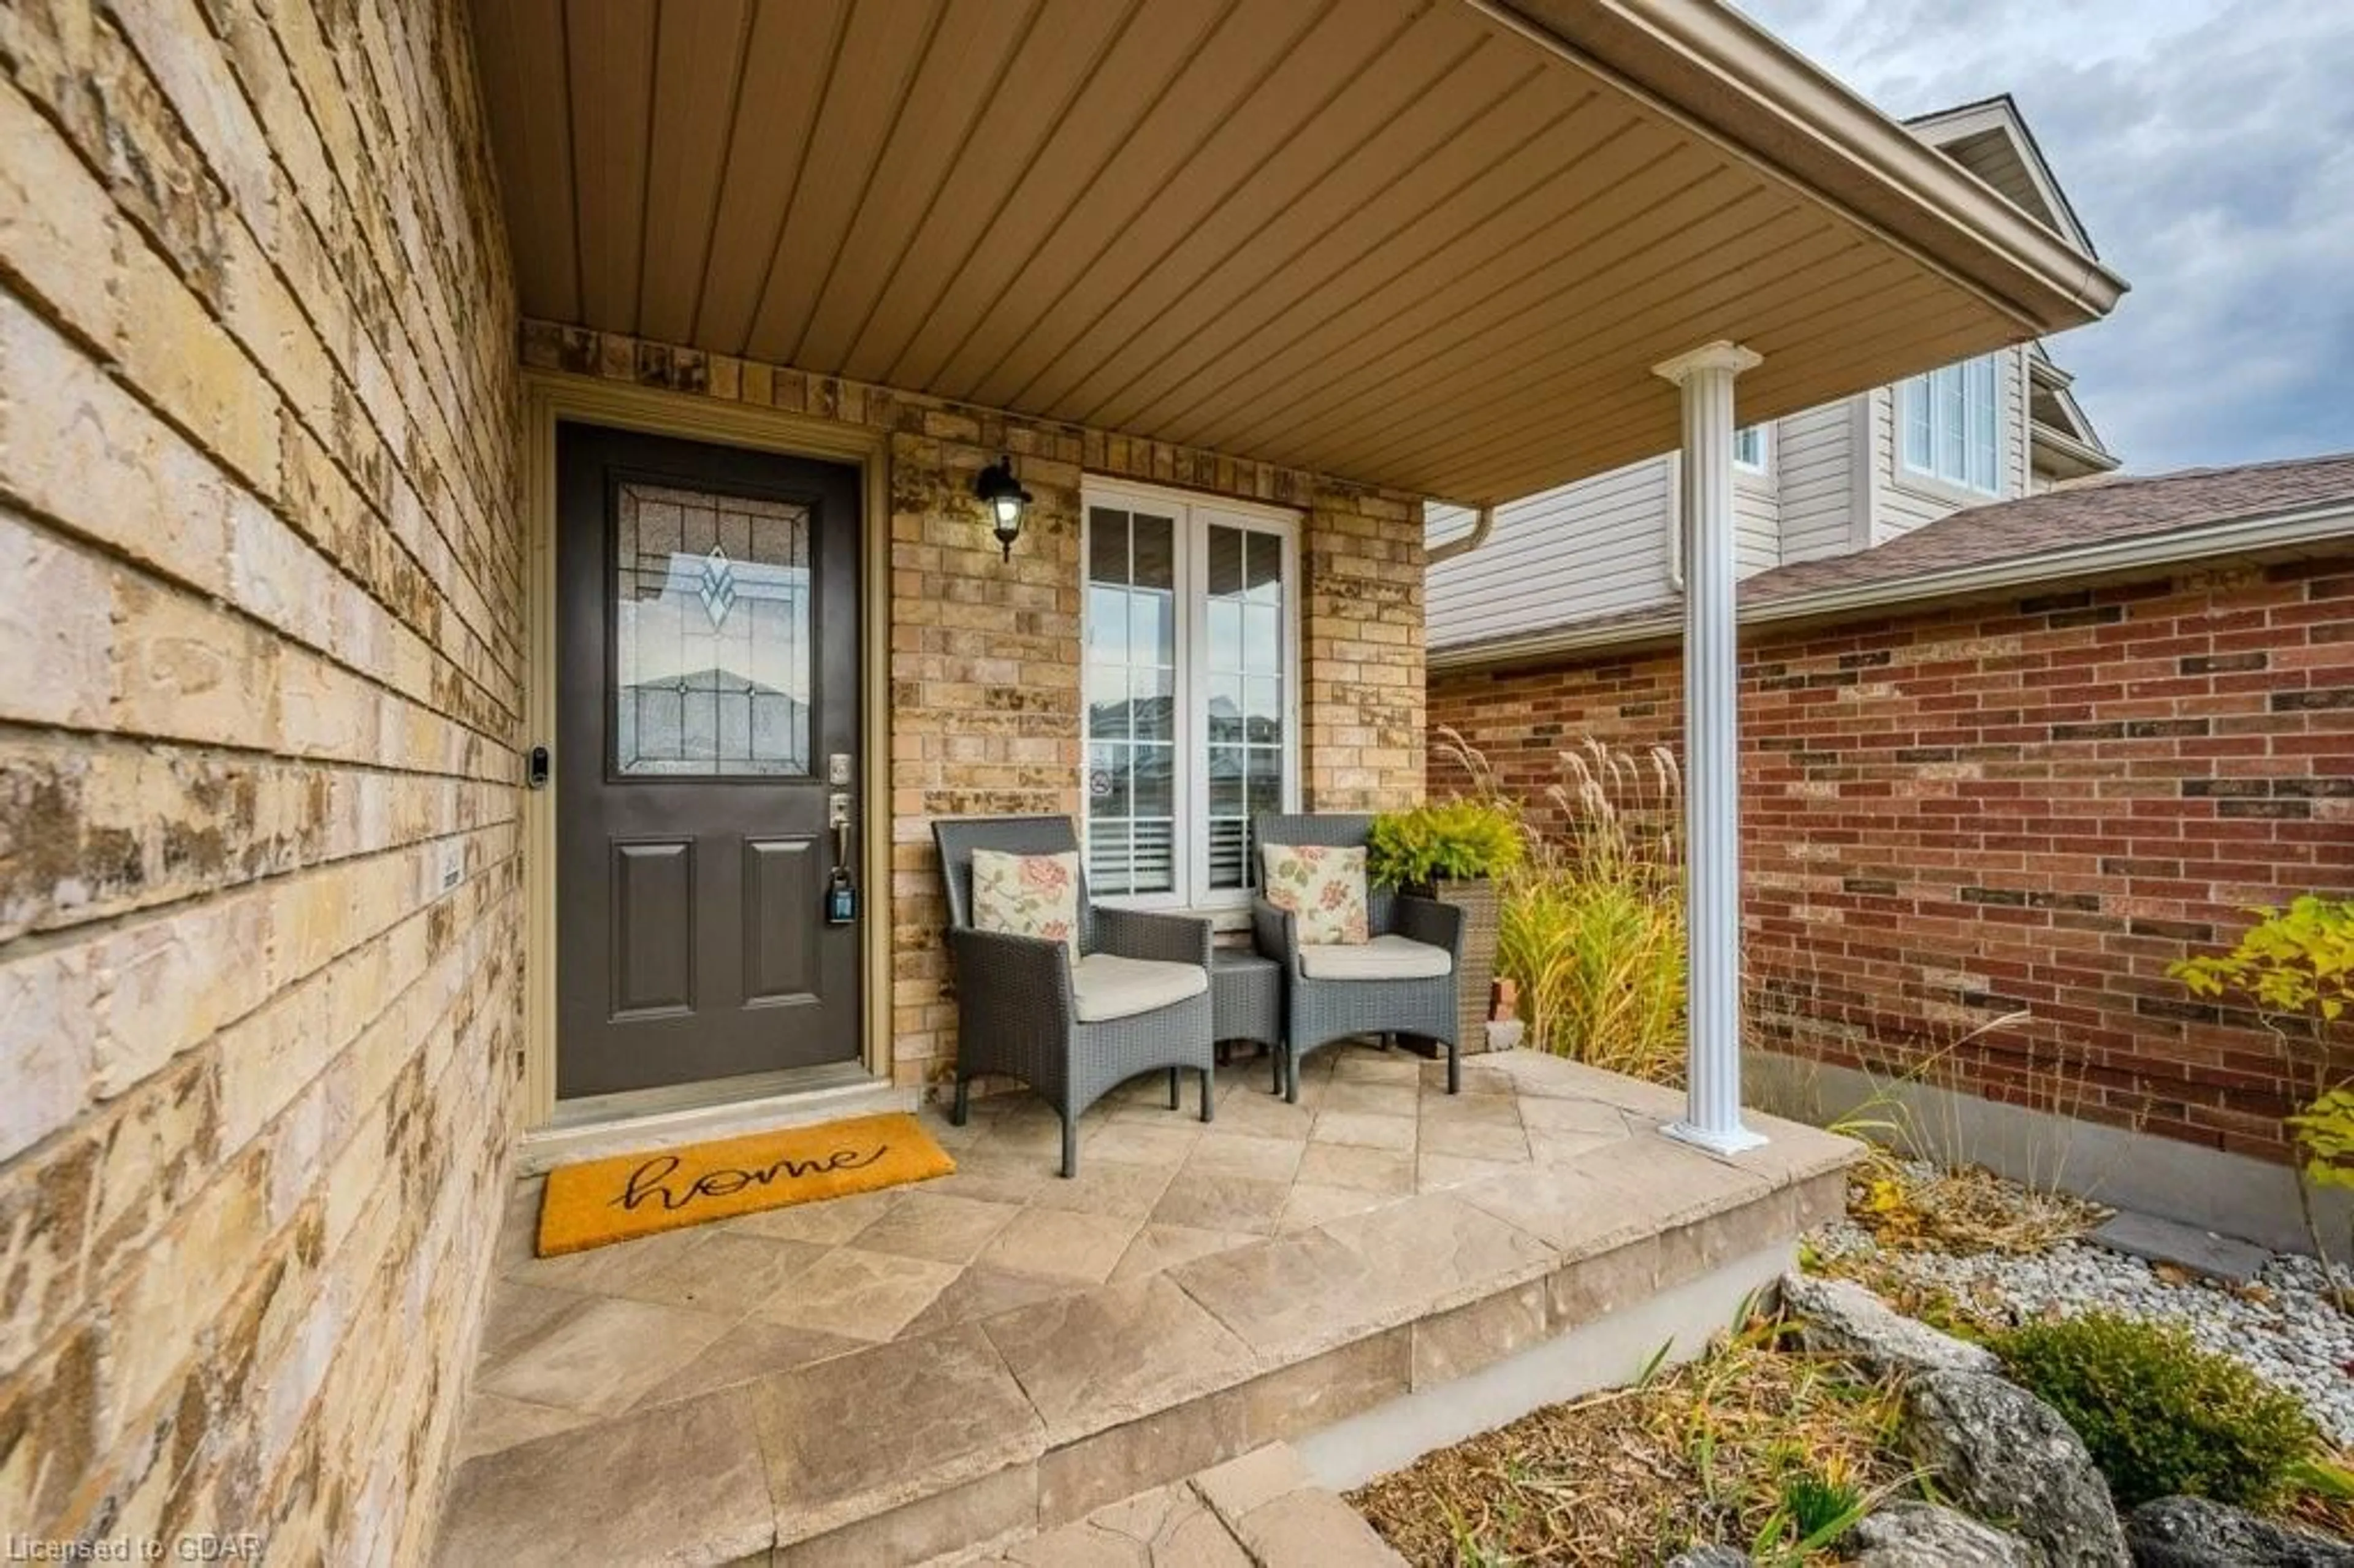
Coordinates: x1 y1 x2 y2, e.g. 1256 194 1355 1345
1260 843 1370 946
971 849 1081 960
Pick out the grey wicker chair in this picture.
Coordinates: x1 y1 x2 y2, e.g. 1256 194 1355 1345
1251 812 1466 1103
934 816 1216 1176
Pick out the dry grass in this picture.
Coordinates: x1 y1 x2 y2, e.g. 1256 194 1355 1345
1847 1160 2111 1257
2287 1471 2354 1540
1817 1024 2116 1258
1802 1243 2011 1344
1350 1311 1914 1567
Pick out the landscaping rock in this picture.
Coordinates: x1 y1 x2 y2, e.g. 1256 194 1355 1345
2124 1496 2354 1567
1811 1197 2354 1446
1664 1547 1750 1568
1849 1501 2035 1566
1780 1271 2000 1377
1900 1371 2130 1566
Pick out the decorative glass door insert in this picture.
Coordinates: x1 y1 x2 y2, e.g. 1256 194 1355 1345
614 482 811 777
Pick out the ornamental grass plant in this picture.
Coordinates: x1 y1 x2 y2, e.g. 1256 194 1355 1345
1437 727 1688 1083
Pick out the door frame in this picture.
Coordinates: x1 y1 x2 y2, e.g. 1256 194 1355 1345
519 370 893 1132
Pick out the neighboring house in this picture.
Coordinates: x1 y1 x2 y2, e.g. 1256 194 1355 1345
1419 93 2354 1255
1433 449 2354 1252
0 6 2122 1564
1428 97 2120 652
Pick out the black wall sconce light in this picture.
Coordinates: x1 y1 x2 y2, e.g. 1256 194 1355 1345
972 453 1034 562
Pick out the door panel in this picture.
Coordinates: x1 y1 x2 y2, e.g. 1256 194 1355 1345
611 840 694 1018
557 424 863 1100
742 837 820 1004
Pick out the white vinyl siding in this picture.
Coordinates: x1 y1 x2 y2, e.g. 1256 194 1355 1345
1425 350 2032 653
1775 398 1858 564
1082 482 1300 910
1428 458 1677 644
1732 443 1780 579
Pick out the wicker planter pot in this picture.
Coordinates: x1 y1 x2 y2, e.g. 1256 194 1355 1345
1426 877 1503 1053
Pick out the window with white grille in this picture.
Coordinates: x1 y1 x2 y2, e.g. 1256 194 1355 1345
1900 354 2002 493
1732 424 1768 471
1082 484 1299 907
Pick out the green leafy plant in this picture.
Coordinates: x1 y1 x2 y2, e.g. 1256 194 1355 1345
2171 896 2354 1276
1775 1467 1862 1542
2290 1087 2354 1194
1366 797 1525 888
2171 895 2354 1021
1995 1312 2317 1509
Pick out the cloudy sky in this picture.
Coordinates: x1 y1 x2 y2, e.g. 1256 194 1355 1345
1740 0 2353 474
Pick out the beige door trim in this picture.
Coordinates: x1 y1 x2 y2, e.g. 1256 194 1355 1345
518 370 893 1132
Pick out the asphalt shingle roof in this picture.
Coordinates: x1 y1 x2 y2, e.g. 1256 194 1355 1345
1743 451 2354 607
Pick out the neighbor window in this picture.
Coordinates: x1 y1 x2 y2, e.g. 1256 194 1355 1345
1732 424 1768 471
1084 485 1298 907
1901 354 2001 493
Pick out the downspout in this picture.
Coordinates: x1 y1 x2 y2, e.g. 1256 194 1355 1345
1425 501 1496 566
1664 452 1685 592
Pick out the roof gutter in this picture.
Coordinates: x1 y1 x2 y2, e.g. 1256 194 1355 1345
1480 0 2128 333
2031 423 2120 479
1425 502 1497 566
1430 498 2354 672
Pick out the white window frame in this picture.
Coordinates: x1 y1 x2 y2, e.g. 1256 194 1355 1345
1732 423 1770 473
1897 354 2003 497
1080 480 1302 913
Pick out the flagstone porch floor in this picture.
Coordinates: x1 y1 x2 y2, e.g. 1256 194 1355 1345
433 1045 1855 1567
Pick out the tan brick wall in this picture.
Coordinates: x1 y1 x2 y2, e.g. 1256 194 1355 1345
0 1 519 1560
519 324 1427 1094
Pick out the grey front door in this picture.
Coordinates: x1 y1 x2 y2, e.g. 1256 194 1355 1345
555 424 862 1100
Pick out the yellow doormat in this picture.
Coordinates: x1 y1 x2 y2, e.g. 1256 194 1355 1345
536 1111 954 1257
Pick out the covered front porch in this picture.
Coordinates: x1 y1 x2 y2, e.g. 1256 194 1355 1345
440 1046 1850 1564
444 0 2118 1562
0 0 2130 1557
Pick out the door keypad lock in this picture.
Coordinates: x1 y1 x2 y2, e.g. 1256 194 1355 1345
826 791 856 925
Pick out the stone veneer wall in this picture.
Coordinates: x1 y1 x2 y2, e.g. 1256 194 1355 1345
1428 557 2354 1167
0 1 520 1559
519 322 1427 1094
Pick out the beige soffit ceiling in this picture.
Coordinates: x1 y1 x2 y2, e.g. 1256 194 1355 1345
471 0 2126 504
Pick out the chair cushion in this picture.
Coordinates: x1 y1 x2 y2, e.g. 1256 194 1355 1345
1260 843 1370 945
971 849 1081 960
1297 934 1452 981
1071 953 1210 1024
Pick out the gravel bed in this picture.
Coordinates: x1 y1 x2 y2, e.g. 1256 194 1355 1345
1811 1207 2354 1447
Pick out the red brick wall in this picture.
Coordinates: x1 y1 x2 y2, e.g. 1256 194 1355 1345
1428 556 2354 1164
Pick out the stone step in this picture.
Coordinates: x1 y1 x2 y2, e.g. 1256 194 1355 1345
964 1444 1404 1567
435 1056 1857 1567
2091 1208 2271 1285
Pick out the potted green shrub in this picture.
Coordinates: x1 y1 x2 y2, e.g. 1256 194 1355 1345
1368 799 1526 1052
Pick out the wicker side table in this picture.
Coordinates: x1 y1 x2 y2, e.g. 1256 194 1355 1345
1210 948 1286 1095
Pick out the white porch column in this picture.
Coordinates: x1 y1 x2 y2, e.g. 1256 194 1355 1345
1653 341 1767 1155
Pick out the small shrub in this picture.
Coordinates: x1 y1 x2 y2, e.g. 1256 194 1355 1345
1366 797 1525 888
1994 1311 2316 1509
